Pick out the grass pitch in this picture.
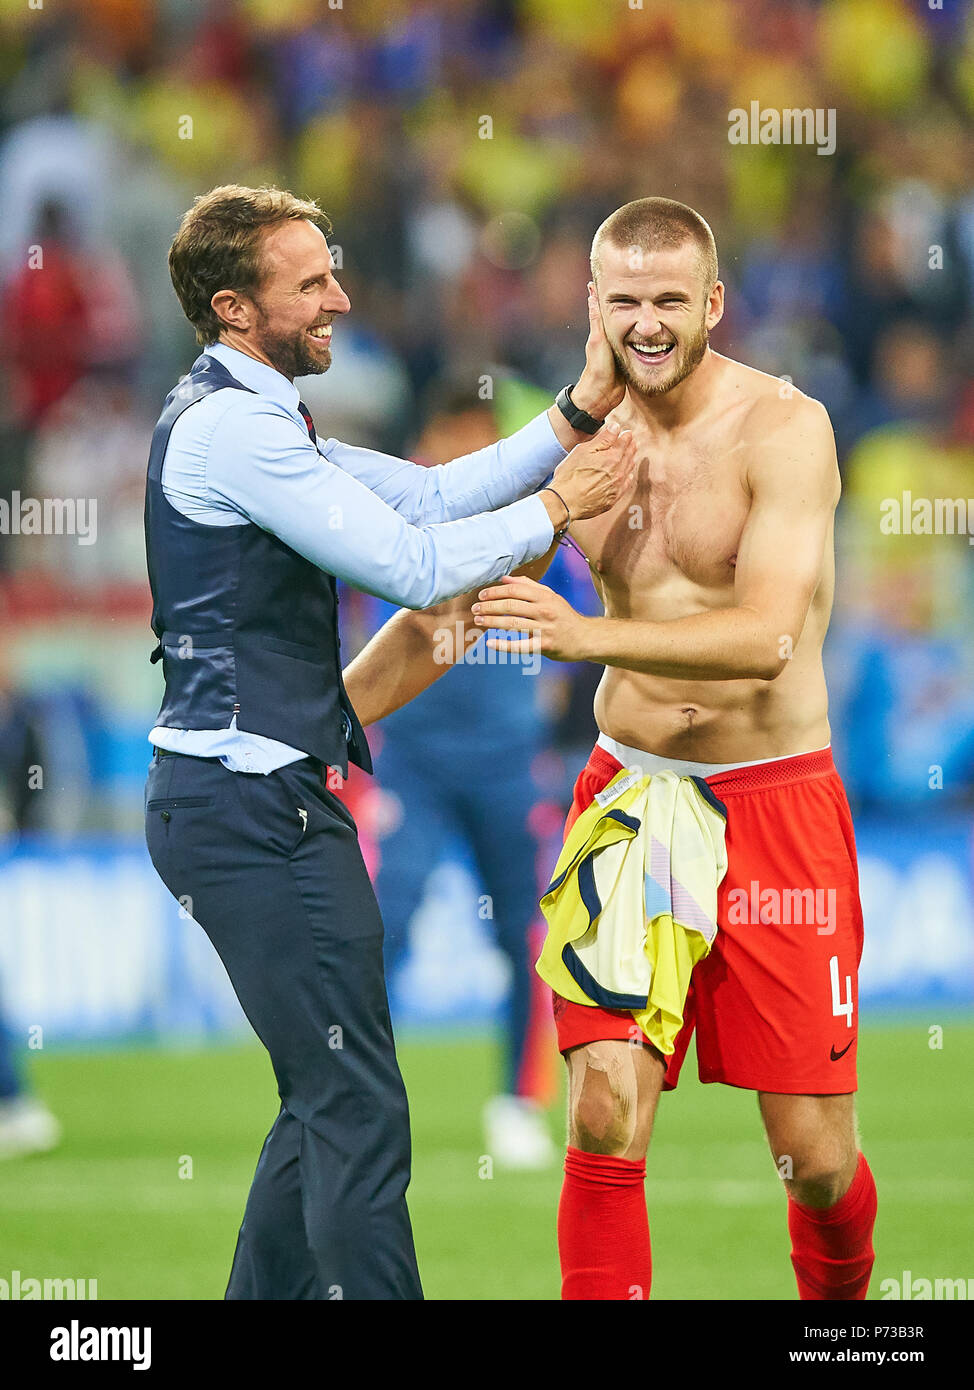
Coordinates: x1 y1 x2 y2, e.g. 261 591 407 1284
1 1022 970 1300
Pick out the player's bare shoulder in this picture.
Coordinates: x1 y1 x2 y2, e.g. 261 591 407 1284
717 354 829 425
724 357 840 506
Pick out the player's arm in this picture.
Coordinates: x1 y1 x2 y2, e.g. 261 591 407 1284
471 398 840 680
344 421 633 724
342 540 561 726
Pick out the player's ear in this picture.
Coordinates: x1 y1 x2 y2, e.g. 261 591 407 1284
705 280 725 331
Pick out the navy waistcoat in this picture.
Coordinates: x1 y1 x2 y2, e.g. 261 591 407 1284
144 353 372 775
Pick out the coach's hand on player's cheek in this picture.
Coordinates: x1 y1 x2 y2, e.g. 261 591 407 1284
471 576 590 663
571 283 627 420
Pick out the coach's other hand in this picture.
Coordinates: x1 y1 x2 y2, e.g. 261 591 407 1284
543 422 636 528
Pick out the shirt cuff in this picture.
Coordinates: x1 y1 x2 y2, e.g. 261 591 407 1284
505 409 569 491
501 491 556 567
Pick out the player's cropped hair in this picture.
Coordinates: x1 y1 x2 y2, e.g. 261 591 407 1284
169 184 331 347
591 197 719 290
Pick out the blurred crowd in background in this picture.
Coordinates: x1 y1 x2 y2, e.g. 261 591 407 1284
2 0 974 837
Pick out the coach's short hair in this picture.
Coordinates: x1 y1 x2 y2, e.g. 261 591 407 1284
169 185 331 347
591 198 718 290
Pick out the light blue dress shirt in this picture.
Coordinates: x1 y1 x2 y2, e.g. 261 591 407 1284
149 342 565 773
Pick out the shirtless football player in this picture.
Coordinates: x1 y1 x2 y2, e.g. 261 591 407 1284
344 198 877 1302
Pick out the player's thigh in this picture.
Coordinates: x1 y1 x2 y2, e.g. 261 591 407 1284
758 1091 859 1182
565 1038 666 1160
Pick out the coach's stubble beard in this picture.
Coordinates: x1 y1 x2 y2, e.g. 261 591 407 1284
254 302 332 381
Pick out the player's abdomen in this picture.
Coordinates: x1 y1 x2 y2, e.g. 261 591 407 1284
593 660 831 765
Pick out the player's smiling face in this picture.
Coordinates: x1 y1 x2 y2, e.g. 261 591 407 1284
594 242 723 398
248 218 350 380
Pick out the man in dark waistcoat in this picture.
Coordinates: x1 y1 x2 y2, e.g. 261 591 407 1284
144 183 631 1299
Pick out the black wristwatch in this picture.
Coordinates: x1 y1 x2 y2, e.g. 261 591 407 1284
555 384 605 435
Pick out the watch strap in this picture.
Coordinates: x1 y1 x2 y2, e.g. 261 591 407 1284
555 384 605 435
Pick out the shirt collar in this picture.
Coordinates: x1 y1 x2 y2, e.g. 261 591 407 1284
205 342 301 412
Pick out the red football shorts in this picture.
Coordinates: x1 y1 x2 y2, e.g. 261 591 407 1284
552 744 863 1094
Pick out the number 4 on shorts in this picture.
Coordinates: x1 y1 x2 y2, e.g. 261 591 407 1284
830 954 854 1028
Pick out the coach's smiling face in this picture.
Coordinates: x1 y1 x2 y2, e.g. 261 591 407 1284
210 218 351 381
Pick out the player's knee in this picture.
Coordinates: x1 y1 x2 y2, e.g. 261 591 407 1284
568 1043 642 1157
573 1084 626 1153
779 1148 857 1208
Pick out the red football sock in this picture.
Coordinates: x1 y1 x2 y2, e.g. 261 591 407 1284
558 1145 651 1300
788 1151 877 1300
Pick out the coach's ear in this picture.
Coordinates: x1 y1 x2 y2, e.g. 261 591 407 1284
210 288 255 335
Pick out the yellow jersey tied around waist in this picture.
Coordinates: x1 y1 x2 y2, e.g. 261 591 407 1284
537 766 729 1055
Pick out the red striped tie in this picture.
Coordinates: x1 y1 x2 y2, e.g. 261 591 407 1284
298 401 316 441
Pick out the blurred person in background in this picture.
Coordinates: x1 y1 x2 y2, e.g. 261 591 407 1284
0 194 143 432
0 640 45 838
0 1003 60 1161
506 229 603 394
367 385 559 1169
294 267 414 453
24 370 155 587
840 318 957 449
829 323 974 805
0 638 61 1158
0 201 89 429
838 198 968 395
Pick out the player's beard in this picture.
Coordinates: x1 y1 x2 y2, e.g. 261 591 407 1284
253 301 332 379
613 313 709 399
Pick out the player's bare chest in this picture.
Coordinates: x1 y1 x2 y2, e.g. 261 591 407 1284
574 435 751 589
